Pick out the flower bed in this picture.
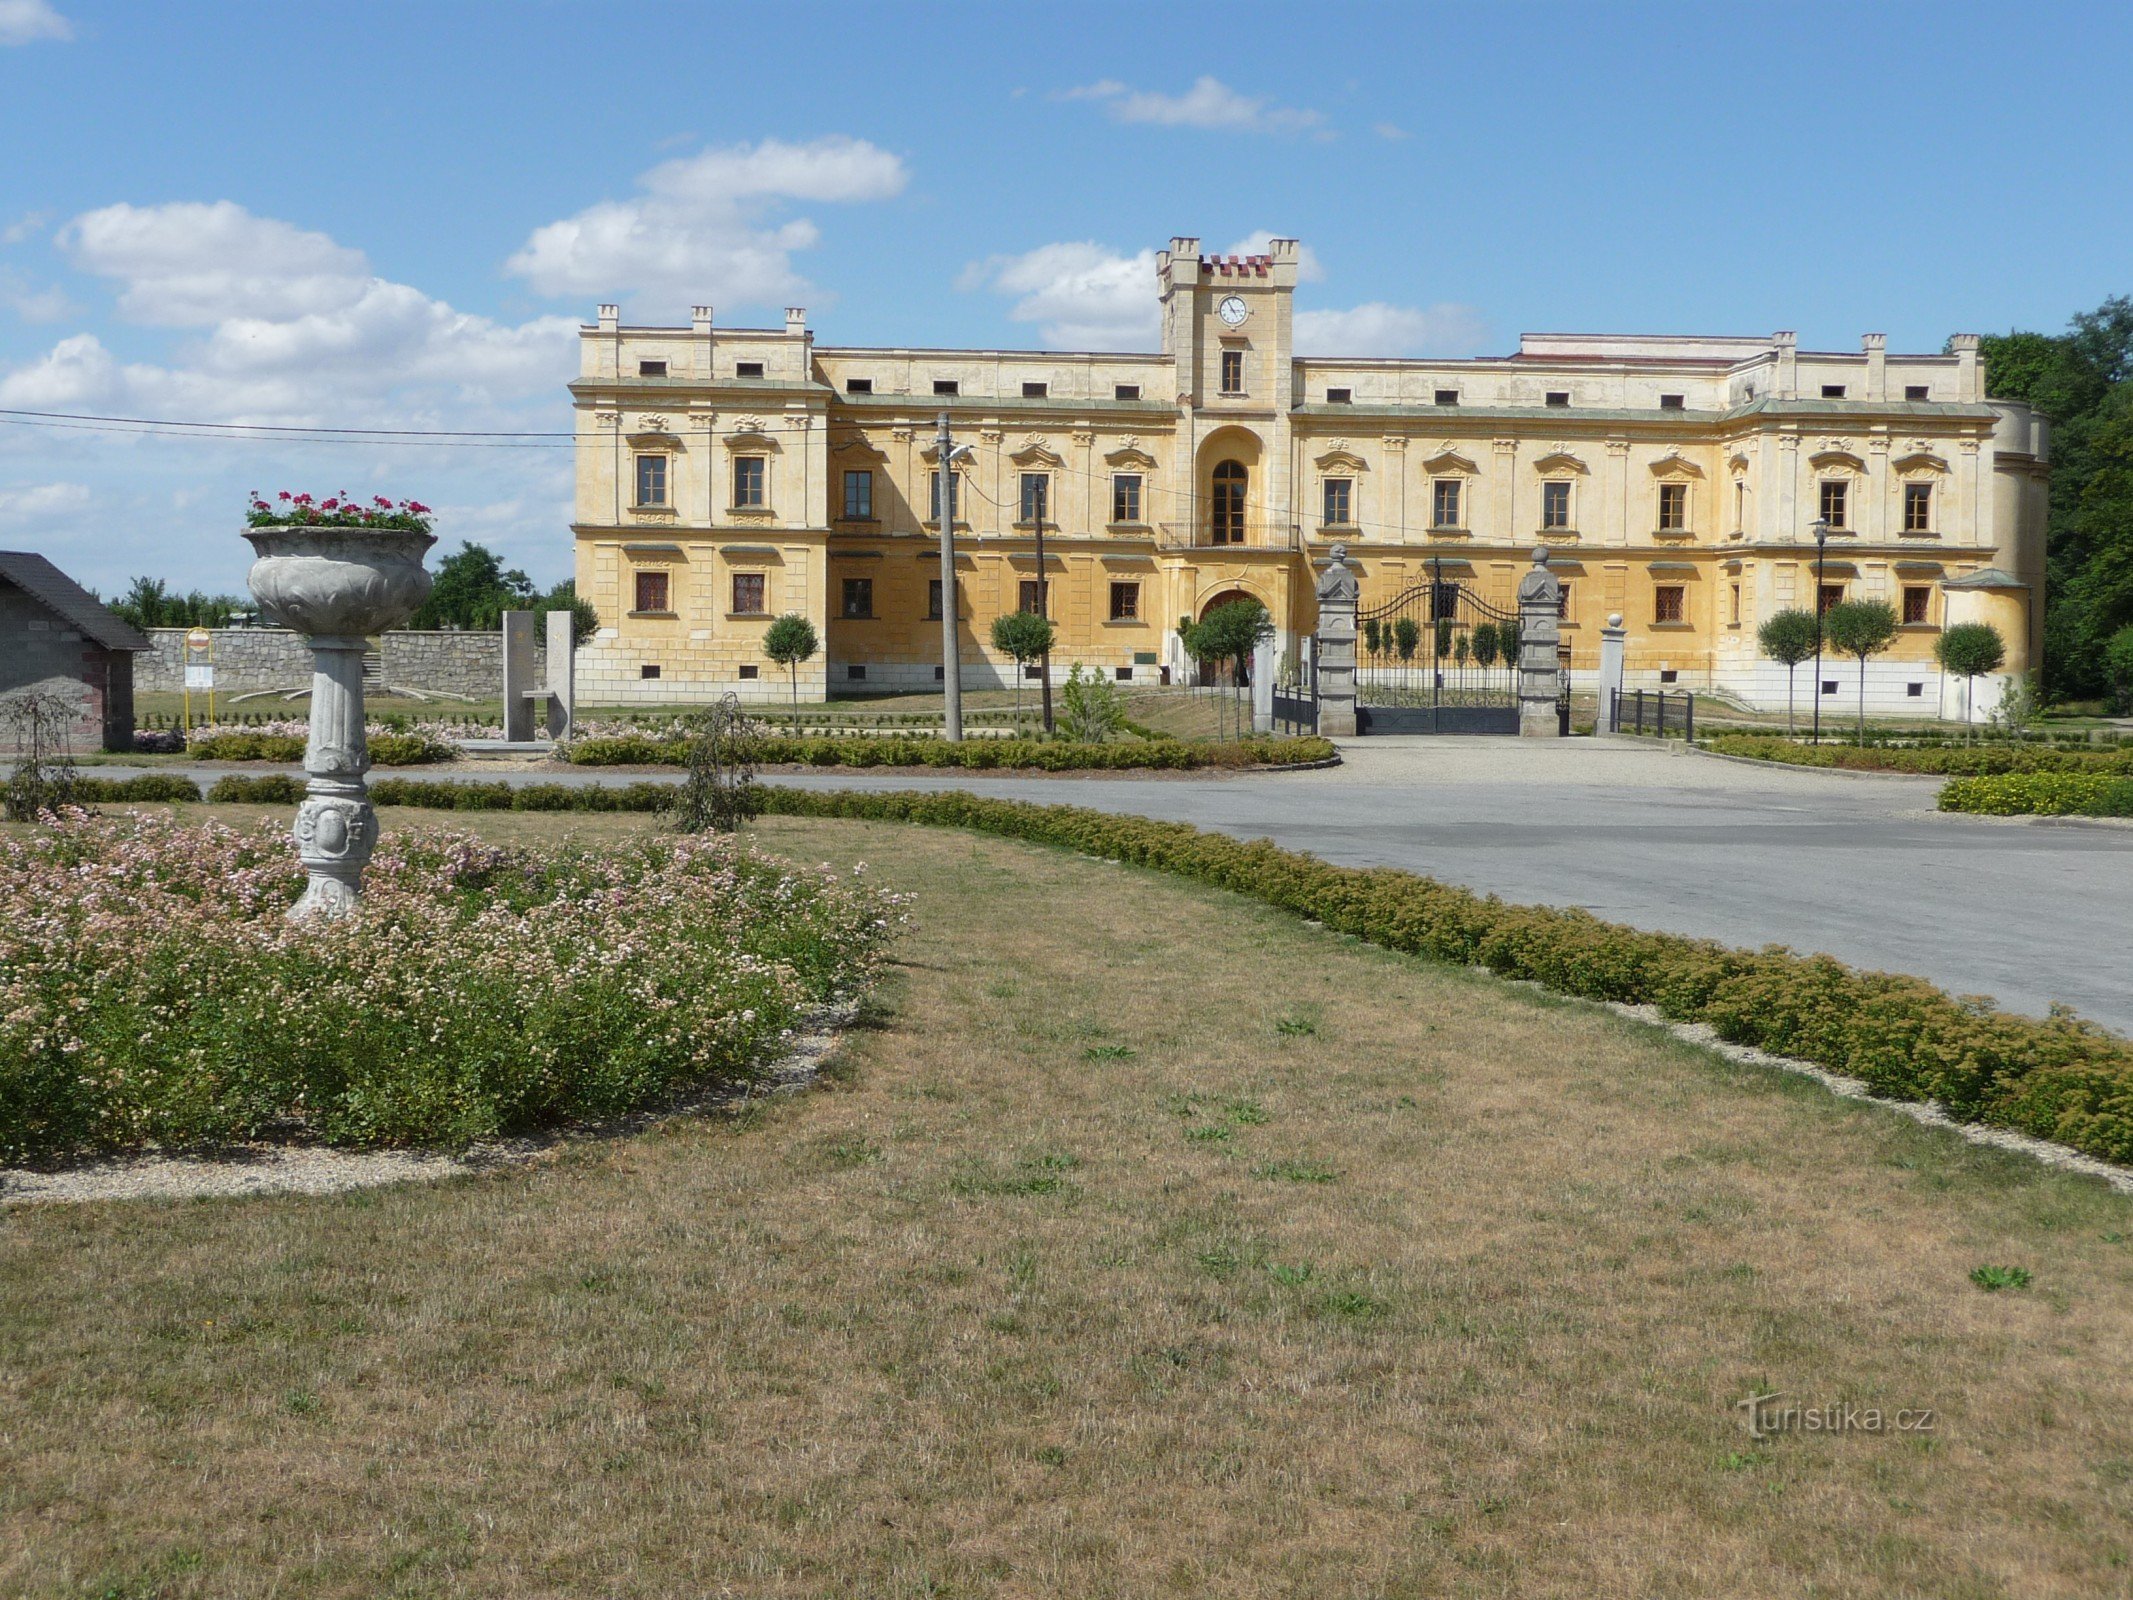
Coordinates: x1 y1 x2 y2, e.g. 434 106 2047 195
1702 733 2133 777
1939 772 2133 817
0 813 902 1160
566 732 1336 771
748 787 2133 1167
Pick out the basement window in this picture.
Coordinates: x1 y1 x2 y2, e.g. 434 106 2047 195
1435 389 1460 406
736 361 765 378
640 663 661 680
1822 384 1847 399
1907 682 1925 697
1022 381 1049 398
1659 669 1679 684
738 664 759 680
1326 387 1352 404
845 377 874 394
1115 666 1133 682
933 379 960 396
848 664 867 681
1115 383 1141 400
1545 391 1570 407
1660 393 1685 410
637 359 668 377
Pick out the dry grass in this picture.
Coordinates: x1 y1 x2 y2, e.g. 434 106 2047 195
3 806 2131 1598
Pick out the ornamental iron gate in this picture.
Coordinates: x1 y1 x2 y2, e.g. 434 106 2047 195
1354 560 1522 734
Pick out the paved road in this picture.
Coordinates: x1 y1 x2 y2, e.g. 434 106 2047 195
63 738 2133 1034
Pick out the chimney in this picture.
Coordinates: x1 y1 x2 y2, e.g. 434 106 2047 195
1772 331 1797 399
1950 333 1981 401
692 305 712 335
785 307 807 335
1863 332 1886 400
597 304 619 333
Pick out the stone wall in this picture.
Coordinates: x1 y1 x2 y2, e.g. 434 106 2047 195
0 583 133 751
135 627 546 702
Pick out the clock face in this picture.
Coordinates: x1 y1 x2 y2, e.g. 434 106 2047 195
1217 295 1248 326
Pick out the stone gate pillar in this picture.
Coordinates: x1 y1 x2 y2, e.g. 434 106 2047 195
1314 544 1359 737
502 609 537 742
1516 547 1563 738
544 607 577 739
1596 612 1627 732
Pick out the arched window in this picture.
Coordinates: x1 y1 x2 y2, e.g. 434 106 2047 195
1211 460 1247 545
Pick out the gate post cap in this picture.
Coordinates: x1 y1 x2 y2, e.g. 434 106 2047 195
1607 612 1623 628
1530 546 1550 566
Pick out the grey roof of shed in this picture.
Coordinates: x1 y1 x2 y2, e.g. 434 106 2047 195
0 551 153 651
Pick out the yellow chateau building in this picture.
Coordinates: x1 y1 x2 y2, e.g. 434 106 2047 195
570 237 2046 717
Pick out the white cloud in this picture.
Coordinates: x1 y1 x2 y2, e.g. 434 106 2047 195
1218 230 1323 282
3 210 52 244
0 480 90 518
0 0 70 45
1057 76 1324 135
0 268 76 323
958 242 1161 350
1294 301 1491 358
508 136 907 315
1373 121 1411 142
60 202 369 326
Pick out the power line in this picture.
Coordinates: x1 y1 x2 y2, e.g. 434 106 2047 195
0 405 572 438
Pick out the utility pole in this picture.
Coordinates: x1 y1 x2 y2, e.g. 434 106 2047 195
1034 478 1055 734
1810 515 1829 745
936 411 964 741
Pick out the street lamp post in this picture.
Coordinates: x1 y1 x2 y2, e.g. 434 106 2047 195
1810 515 1830 745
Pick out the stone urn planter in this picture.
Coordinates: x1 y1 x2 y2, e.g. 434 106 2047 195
244 523 435 918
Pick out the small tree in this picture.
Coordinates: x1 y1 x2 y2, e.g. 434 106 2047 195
762 613 819 724
1472 622 1501 670
1757 608 1821 736
1188 599 1274 740
1989 670 2045 742
1059 662 1125 743
1822 599 1899 744
1362 617 1383 658
1393 616 1421 663
2 689 83 822
2105 623 2133 715
991 610 1054 721
1935 621 2007 738
671 694 758 834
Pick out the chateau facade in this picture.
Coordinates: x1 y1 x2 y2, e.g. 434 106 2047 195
570 237 2046 717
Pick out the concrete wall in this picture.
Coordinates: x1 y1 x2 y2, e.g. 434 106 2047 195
0 582 132 751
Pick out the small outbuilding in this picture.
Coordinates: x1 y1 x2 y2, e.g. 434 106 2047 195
0 550 152 753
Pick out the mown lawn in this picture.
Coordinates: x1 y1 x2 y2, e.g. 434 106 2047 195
3 807 2130 1598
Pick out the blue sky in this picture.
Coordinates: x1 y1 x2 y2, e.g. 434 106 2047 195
2 0 2127 594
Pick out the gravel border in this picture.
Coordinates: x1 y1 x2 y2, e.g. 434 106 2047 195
0 1000 856 1208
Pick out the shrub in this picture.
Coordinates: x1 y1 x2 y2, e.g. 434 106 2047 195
1938 772 2133 817
1704 733 2133 777
0 813 902 1159
186 724 456 764
73 774 207 803
748 787 2133 1167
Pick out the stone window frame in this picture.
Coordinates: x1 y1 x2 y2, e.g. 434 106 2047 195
1653 583 1687 625
1541 479 1574 531
1431 477 1463 531
632 451 670 509
841 468 874 522
729 571 768 617
632 568 673 616
840 577 875 620
1218 345 1246 397
1111 472 1143 526
1108 581 1142 623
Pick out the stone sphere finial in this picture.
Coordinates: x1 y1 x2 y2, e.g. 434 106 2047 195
1530 545 1550 566
1607 611 1624 628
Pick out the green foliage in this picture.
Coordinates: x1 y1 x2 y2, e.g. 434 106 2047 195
1471 624 1501 669
185 729 454 765
1982 295 2133 698
1362 617 1383 657
1704 733 2133 776
1968 1264 2033 1293
104 577 248 631
567 733 1335 771
1392 616 1421 661
761 612 820 717
1936 621 2007 682
540 579 600 647
672 699 759 835
1058 663 1125 743
1989 671 2045 740
1 690 81 820
990 610 1054 666
406 541 534 631
1938 772 2133 817
750 786 2133 1169
2105 624 2133 714
1823 599 1900 742
1757 608 1821 668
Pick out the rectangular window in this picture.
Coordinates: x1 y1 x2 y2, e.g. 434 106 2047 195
1322 477 1353 526
926 578 944 621
1903 481 1933 533
1109 581 1140 621
1017 579 1048 616
634 453 668 507
1658 482 1688 531
1542 480 1572 530
848 664 867 681
1115 666 1133 681
1022 381 1048 398
738 663 759 680
1326 387 1352 404
1735 480 1747 529
1905 384 1929 402
1902 585 1932 625
736 361 764 379
1434 389 1460 406
1654 584 1686 624
842 469 873 520
933 379 959 396
1558 583 1573 622
1112 473 1142 524
1821 384 1847 399
928 470 959 523
845 377 874 394
638 359 668 378
1220 348 1244 394
1115 383 1141 400
1545 390 1570 407
1730 582 1742 626
1818 583 1845 614
1018 472 1049 524
1432 479 1461 528
1659 669 1679 685
840 578 873 619
731 572 766 615
633 570 670 613
1907 681 1925 697
1819 479 1849 528
732 455 767 508
640 663 661 680
1660 393 1685 410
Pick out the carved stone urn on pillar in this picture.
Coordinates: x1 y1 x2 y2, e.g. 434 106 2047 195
244 524 435 918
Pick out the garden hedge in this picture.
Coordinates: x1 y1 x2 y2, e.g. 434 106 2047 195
1939 772 2133 817
746 787 2133 1167
186 730 454 765
1703 733 2133 777
566 732 1335 771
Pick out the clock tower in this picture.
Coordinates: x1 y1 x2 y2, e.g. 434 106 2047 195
1157 236 1300 408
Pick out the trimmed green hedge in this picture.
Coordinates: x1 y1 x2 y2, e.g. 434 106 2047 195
187 731 453 765
566 733 1335 772
1704 733 2133 777
1939 772 2133 817
65 774 210 804
747 787 2133 1167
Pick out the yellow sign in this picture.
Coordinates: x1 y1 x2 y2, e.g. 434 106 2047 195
185 628 212 650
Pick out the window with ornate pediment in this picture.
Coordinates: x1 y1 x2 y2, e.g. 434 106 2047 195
1432 479 1462 529
1658 482 1689 532
1904 481 1934 534
1322 477 1353 527
1111 474 1143 525
1820 479 1850 529
1542 481 1573 531
633 453 668 508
